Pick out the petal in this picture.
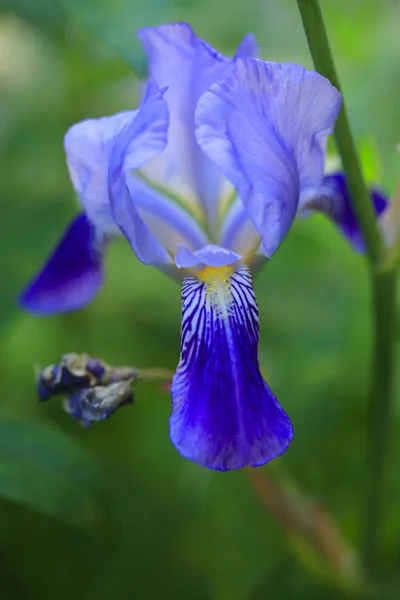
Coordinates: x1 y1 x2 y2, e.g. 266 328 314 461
220 198 261 257
64 80 169 243
175 244 241 269
109 81 174 267
196 58 342 257
19 213 105 315
170 265 293 471
234 33 259 59
64 110 137 235
301 172 388 252
138 23 234 226
126 174 209 256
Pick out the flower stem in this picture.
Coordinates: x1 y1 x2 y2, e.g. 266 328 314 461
136 368 174 382
296 0 382 264
363 268 397 571
296 0 397 576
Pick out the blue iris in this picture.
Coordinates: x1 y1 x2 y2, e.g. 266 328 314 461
20 23 345 470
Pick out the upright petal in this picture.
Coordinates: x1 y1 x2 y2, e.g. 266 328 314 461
108 81 173 267
64 110 137 235
19 213 105 315
220 198 261 259
234 33 259 59
170 265 293 471
138 23 243 227
300 172 388 252
196 58 342 257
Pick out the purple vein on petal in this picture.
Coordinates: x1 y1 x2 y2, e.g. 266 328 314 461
170 265 293 471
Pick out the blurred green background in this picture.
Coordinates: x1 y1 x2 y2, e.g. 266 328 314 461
1 0 400 598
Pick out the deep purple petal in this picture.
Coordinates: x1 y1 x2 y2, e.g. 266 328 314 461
196 58 342 257
170 265 293 471
175 244 241 268
138 23 236 226
302 172 388 252
109 81 173 267
19 213 105 315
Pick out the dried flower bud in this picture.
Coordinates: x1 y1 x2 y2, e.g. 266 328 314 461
36 354 92 401
34 353 170 427
63 379 134 427
36 353 137 401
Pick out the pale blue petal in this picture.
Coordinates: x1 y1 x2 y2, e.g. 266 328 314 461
138 23 234 227
234 33 259 58
126 175 209 255
109 81 173 266
175 244 241 269
220 198 261 257
196 58 341 257
64 110 136 235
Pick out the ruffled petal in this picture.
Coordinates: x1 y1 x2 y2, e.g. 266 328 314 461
196 58 342 257
300 172 388 252
138 23 236 227
109 81 174 267
64 110 137 235
175 244 241 269
170 265 293 471
19 213 105 315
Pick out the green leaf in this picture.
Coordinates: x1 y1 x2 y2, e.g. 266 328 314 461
0 419 112 535
1 0 65 34
59 0 174 77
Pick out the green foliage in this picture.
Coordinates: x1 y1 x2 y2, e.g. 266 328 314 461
59 0 174 76
0 419 111 533
0 0 400 598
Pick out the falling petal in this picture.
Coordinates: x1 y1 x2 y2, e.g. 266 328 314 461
171 265 293 470
19 213 106 315
301 172 388 252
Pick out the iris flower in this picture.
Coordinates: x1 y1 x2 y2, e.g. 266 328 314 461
299 171 388 252
20 23 342 470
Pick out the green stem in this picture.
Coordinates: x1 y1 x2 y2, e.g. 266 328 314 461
296 0 382 264
362 268 397 571
296 0 397 576
137 368 174 382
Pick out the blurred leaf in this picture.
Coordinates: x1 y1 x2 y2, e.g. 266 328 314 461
0 419 112 535
1 0 65 33
359 136 383 184
59 0 174 76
